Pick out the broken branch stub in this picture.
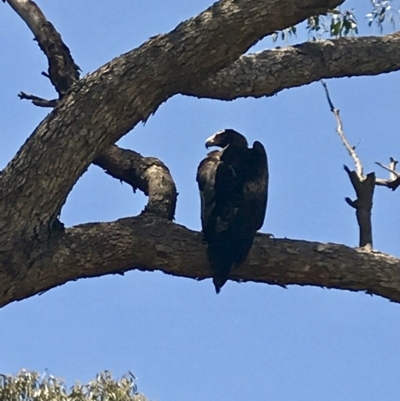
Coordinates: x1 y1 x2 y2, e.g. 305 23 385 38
344 166 375 249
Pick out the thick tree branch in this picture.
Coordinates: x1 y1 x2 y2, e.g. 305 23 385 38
183 33 400 99
1 215 400 307
0 0 343 244
94 145 177 220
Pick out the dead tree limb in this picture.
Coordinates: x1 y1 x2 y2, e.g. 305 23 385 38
322 81 375 250
322 81 363 176
344 166 375 250
376 158 400 190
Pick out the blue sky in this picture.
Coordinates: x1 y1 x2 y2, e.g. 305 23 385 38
1 1 400 400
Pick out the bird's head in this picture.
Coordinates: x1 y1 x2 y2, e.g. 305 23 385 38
205 129 248 149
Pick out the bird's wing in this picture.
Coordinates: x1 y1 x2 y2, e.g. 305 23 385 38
249 141 268 231
196 151 220 235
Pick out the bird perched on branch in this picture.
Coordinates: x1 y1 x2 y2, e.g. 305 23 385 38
196 129 268 293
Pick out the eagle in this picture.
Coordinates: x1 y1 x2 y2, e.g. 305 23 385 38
196 129 268 293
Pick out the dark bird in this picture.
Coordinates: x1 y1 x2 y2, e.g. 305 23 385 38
196 129 268 293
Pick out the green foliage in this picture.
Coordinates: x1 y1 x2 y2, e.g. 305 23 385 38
306 9 358 39
272 1 399 43
0 370 147 401
272 8 359 42
367 0 399 31
271 26 297 42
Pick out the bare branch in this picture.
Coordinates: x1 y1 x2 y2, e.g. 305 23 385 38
375 160 399 177
18 92 57 108
375 178 400 190
322 82 374 249
322 80 363 177
94 145 177 220
4 0 80 96
2 215 400 308
389 157 398 180
375 158 400 190
322 83 400 247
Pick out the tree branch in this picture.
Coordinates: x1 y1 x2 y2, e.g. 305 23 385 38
375 158 400 190
4 0 80 96
183 33 400 100
343 166 375 249
322 81 375 250
94 145 177 220
322 80 363 177
1 214 400 308
18 92 57 107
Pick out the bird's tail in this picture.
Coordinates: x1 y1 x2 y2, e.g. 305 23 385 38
212 275 228 294
208 248 234 294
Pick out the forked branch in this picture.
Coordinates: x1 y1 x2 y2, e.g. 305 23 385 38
322 81 374 249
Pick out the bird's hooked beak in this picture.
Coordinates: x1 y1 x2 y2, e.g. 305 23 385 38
205 135 215 149
205 130 225 149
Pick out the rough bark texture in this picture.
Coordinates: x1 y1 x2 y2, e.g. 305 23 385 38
183 33 400 99
1 214 400 308
94 146 177 220
2 0 400 308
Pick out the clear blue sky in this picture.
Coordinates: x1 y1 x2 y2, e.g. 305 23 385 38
1 1 400 400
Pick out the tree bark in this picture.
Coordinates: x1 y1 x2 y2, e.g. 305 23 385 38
2 214 400 307
184 33 400 99
94 145 177 220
